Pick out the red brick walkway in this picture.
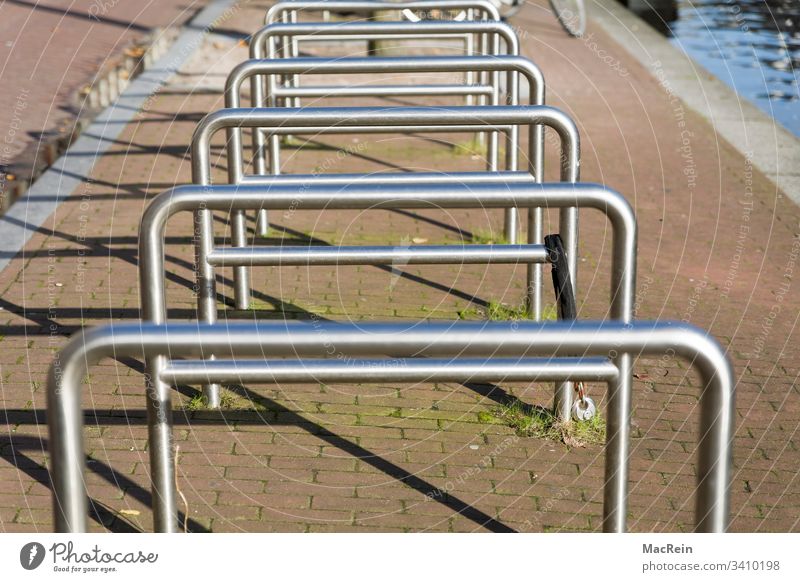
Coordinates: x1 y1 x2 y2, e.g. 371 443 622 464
0 0 211 199
0 1 798 533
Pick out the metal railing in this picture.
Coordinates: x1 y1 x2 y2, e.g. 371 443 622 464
248 20 521 240
262 1 506 110
265 1 503 23
139 181 634 416
47 319 735 533
190 104 580 408
193 104 571 313
224 55 544 305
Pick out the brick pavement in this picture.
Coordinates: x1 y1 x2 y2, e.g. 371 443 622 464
0 0 211 204
0 0 798 533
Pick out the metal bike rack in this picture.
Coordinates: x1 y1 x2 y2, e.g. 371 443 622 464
190 105 580 410
140 180 631 419
262 1 505 110
195 104 563 316
224 55 545 308
265 1 502 24
47 319 735 533
249 20 520 239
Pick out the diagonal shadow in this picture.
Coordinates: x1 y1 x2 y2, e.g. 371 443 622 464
0 435 209 533
268 223 490 307
1 403 515 532
3 0 151 31
222 384 515 532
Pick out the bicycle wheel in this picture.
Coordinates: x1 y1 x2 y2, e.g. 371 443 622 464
548 0 586 37
492 0 524 19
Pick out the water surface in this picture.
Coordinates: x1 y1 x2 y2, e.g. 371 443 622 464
668 0 800 136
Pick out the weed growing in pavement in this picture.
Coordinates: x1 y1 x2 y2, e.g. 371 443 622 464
479 399 606 447
458 300 557 321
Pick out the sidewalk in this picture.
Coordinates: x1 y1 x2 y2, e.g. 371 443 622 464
0 0 798 533
0 0 211 205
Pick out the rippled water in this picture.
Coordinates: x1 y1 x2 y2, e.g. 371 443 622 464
668 0 800 136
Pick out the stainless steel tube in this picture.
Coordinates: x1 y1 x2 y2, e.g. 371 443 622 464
272 84 495 98
264 1 505 129
265 1 502 24
193 106 567 388
141 181 628 462
238 170 534 185
145 180 616 423
206 244 549 267
249 20 521 238
225 55 544 266
193 104 568 195
47 319 734 533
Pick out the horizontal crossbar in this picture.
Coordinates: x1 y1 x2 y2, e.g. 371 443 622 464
160 357 618 384
205 244 548 267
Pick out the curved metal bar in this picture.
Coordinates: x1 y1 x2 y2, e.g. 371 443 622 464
141 181 631 494
265 1 502 24
224 54 543 179
191 104 574 338
260 2 507 115
191 105 574 185
252 18 517 59
248 20 519 239
140 182 626 327
47 320 734 533
223 56 545 296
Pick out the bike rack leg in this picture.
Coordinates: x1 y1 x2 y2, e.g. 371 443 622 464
554 206 579 419
146 354 180 532
466 8 475 107
603 353 633 532
195 207 222 407
545 233 578 420
252 72 270 238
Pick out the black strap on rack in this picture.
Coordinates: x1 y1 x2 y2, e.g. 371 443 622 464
544 233 577 320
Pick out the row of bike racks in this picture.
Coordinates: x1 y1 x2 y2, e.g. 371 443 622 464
45 0 735 534
249 18 520 238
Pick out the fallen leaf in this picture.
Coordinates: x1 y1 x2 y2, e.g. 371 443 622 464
118 509 140 517
412 237 428 244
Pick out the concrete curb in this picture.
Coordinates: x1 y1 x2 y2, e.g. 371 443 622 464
0 0 241 275
588 0 800 205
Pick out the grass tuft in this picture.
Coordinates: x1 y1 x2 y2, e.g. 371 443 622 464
183 389 261 411
470 229 508 245
487 399 606 447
